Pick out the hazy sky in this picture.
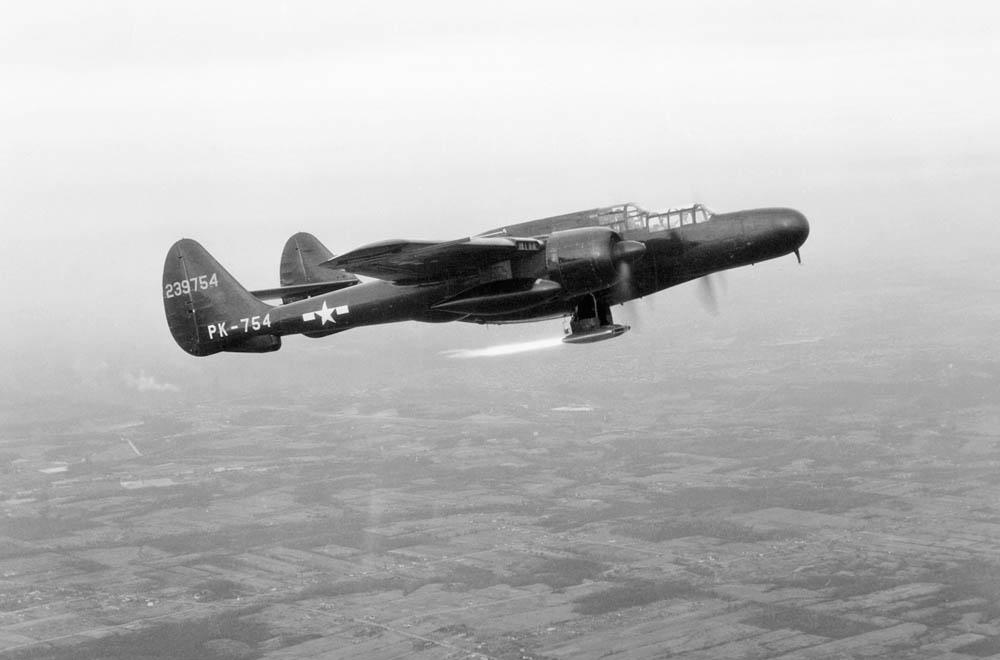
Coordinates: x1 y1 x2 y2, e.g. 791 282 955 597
2 1 998 391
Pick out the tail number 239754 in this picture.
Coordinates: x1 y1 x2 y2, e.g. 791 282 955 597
164 273 219 298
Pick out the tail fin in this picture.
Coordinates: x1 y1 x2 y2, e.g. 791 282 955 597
163 239 279 356
280 232 358 303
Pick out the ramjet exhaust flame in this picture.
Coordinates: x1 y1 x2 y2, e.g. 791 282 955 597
440 336 565 359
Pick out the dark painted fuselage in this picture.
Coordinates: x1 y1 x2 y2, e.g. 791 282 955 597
453 206 810 323
270 207 809 334
163 204 809 355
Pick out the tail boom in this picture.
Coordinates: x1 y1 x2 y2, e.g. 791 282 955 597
163 239 456 356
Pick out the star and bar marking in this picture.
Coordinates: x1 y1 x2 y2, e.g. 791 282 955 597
302 301 350 326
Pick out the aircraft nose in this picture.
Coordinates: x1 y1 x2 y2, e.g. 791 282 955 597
774 208 810 250
735 207 811 262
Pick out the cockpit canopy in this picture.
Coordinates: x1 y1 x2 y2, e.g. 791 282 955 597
596 203 715 234
478 202 717 241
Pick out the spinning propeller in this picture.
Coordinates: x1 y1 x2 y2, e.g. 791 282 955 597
611 238 646 302
696 272 727 315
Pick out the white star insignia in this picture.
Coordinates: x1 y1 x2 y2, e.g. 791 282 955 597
315 301 336 325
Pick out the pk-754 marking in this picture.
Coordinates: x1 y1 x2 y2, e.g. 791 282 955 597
203 314 273 341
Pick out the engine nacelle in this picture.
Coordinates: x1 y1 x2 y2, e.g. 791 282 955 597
545 227 622 295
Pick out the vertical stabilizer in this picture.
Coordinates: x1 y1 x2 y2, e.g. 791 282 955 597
280 232 358 303
163 239 278 356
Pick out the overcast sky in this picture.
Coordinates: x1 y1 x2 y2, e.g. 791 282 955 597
2 1 998 391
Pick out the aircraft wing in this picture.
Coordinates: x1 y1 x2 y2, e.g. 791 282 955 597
320 236 542 282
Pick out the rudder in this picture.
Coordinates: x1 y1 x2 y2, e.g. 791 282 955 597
163 239 278 356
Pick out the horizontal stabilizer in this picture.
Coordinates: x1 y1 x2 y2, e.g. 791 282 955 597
249 280 358 301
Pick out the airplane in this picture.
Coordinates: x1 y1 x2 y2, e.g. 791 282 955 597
163 202 809 356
